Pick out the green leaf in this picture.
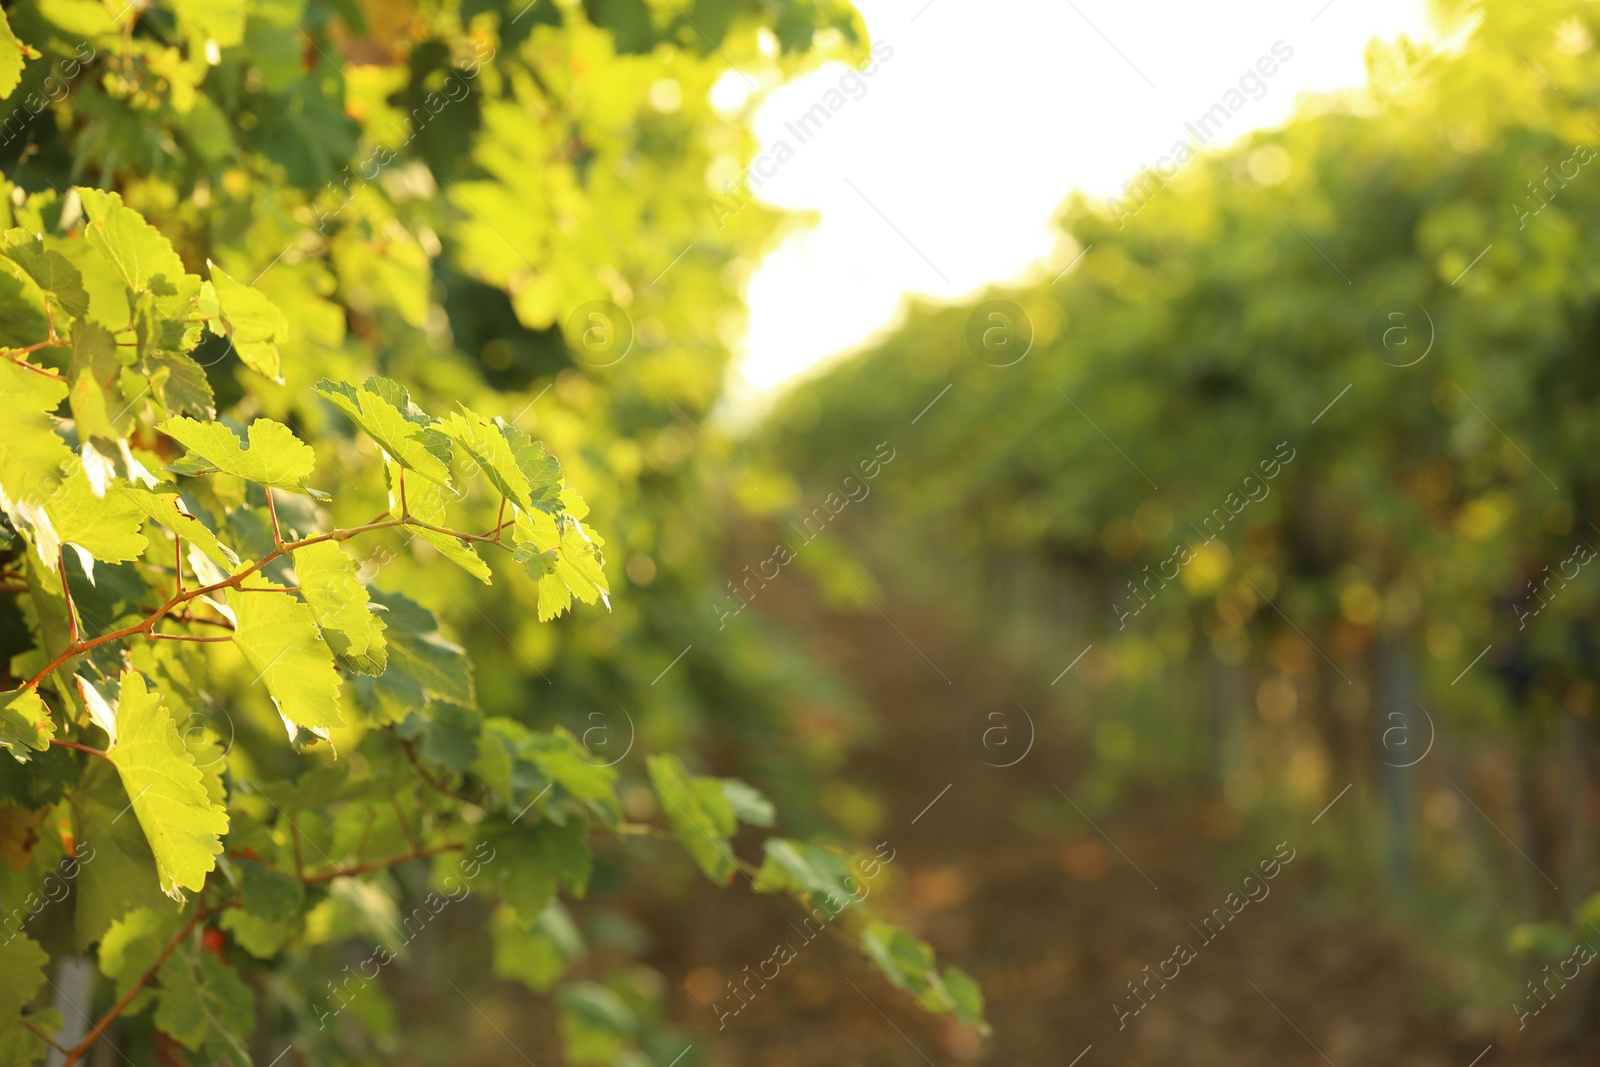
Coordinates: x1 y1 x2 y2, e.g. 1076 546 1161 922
292 540 384 660
218 907 290 959
315 378 453 485
142 350 216 420
0 1006 61 1066
438 405 562 514
722 778 775 827
124 486 239 571
0 932 48 1026
0 361 73 512
490 900 583 993
0 688 54 761
160 416 319 493
527 727 620 823
67 320 127 441
99 905 183 997
153 954 207 1047
72 759 174 949
217 853 302 957
75 674 118 746
45 479 150 570
385 621 475 706
648 754 737 883
557 981 636 1066
859 920 986 1030
754 839 857 910
229 580 345 730
154 951 254 1054
398 700 480 773
78 188 194 299
168 0 246 47
0 742 74 807
352 588 474 721
132 284 202 361
942 966 988 1030
488 819 591 917
208 262 288 381
37 0 117 36
2 230 90 319
393 457 490 582
513 509 610 622
105 672 230 898
195 952 255 1056
239 856 304 923
861 920 938 997
0 8 36 100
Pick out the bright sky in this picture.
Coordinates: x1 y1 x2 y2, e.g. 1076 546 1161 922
725 0 1437 402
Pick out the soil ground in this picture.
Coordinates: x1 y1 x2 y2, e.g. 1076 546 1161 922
640 575 1587 1067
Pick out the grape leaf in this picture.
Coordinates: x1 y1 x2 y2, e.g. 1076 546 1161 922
513 510 609 622
105 672 229 897
490 900 583 993
942 967 988 1030
46 478 150 570
859 920 989 1031
142 350 216 420
351 588 474 721
526 728 620 824
67 319 127 442
218 906 292 959
229 581 344 729
78 188 195 299
168 0 246 48
99 906 183 997
238 856 304 923
754 839 856 910
486 818 591 916
0 688 54 761
75 675 118 748
0 8 35 100
0 933 47 1027
160 416 319 493
2 230 90 319
438 406 561 514
292 541 384 659
155 950 253 1053
722 778 775 827
0 1006 60 1067
647 754 737 883
208 262 288 382
219 853 303 958
0 361 73 512
557 982 635 1066
71 759 173 949
393 457 490 582
397 700 480 773
0 742 73 807
124 486 239 571
472 721 619 825
315 377 453 485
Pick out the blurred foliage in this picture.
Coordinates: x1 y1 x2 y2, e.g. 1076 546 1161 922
766 0 1600 1009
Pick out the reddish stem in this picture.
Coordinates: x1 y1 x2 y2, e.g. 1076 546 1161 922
49 739 109 759
59 902 231 1067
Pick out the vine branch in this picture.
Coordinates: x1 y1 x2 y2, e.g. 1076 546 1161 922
297 842 465 884
49 739 109 759
22 507 527 692
17 1017 69 1055
59 899 234 1067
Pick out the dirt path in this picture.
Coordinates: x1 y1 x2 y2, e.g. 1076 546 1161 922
651 574 1579 1067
